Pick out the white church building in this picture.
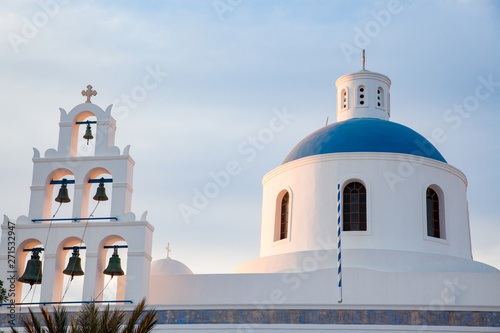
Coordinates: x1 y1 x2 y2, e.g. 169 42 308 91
1 63 499 332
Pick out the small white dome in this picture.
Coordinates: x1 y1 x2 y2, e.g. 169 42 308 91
150 257 193 275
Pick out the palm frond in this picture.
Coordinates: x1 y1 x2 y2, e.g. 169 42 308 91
39 306 53 333
75 302 99 333
52 306 68 333
122 299 157 333
106 307 126 333
19 307 44 333
134 308 158 333
99 304 125 333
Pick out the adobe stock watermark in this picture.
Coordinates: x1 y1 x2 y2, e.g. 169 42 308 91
8 0 70 53
4 220 17 327
237 235 336 332
339 0 406 64
384 74 499 192
415 277 466 332
111 65 168 121
213 0 244 21
179 107 296 224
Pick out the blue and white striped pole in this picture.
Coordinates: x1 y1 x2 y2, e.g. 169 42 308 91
337 184 342 303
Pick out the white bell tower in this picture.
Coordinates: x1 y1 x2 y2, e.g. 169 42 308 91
0 86 154 305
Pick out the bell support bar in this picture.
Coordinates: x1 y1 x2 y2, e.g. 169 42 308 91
63 246 87 250
23 248 45 252
50 178 113 184
88 178 113 183
61 245 128 250
75 121 97 124
50 179 75 185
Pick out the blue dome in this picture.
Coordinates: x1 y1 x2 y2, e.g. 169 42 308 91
283 118 446 164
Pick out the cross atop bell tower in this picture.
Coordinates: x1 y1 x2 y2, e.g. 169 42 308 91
81 85 97 103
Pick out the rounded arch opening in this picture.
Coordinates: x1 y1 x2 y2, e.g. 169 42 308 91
377 86 385 109
274 188 292 242
71 111 97 157
55 237 87 302
16 238 44 304
342 180 367 232
340 87 349 111
82 168 113 219
45 169 75 221
357 85 367 107
426 184 446 240
95 235 128 301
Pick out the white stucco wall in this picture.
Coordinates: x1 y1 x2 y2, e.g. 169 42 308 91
148 267 500 307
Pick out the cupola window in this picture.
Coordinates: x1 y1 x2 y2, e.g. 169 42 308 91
341 88 348 110
426 187 441 238
377 87 384 108
357 86 367 106
343 182 367 231
280 192 289 240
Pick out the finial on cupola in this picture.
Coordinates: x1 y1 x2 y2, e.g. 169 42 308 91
81 84 97 103
362 49 365 70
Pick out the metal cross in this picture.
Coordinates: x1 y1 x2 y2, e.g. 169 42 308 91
81 85 97 103
166 242 171 258
362 49 365 70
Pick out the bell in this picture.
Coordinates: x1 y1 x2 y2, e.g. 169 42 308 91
63 247 84 277
55 179 71 203
18 250 43 285
103 246 124 277
83 121 93 145
93 178 109 202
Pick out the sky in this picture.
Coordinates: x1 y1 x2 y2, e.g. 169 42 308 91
1 0 499 283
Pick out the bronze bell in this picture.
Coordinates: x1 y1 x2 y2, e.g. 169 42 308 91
63 247 84 277
83 121 93 145
93 178 108 202
103 246 124 277
55 179 71 203
18 249 43 285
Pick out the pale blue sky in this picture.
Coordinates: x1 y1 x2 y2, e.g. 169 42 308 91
1 0 499 275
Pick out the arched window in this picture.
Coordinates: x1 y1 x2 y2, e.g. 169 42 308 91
343 182 367 231
341 88 348 110
426 187 440 238
377 87 384 108
357 86 366 106
280 192 289 240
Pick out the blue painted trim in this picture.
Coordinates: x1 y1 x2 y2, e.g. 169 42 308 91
283 118 447 164
88 178 113 183
75 121 97 124
1 309 498 327
50 179 75 185
0 300 132 307
155 309 499 327
62 246 87 250
31 217 118 222
50 178 112 184
22 248 44 252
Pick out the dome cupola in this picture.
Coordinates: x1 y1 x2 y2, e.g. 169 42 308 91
150 244 193 275
336 51 391 121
